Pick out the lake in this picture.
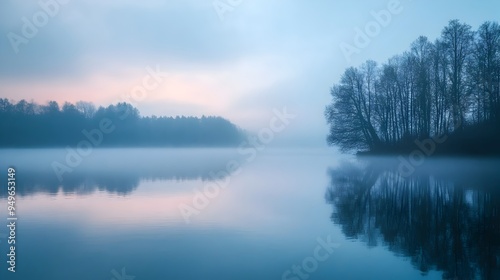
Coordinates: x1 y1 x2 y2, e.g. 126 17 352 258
0 148 499 279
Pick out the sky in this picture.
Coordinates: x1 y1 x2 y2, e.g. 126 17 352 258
1 0 499 147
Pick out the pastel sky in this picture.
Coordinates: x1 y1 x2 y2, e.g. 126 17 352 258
1 0 499 146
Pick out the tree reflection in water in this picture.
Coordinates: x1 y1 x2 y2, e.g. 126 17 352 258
326 158 500 279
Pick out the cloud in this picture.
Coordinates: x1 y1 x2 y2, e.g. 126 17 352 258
1 0 500 147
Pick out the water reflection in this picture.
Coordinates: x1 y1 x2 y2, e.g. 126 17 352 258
0 148 239 197
326 158 500 280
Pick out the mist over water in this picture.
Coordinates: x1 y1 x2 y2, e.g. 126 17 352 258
0 148 243 196
0 148 498 279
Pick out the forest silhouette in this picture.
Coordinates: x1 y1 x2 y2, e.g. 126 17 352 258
0 98 245 147
326 158 500 279
326 20 500 155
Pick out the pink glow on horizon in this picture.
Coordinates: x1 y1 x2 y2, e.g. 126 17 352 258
0 56 294 123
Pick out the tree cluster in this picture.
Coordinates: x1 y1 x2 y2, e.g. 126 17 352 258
0 99 245 147
326 20 500 153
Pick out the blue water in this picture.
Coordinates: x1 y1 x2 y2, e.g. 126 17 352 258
0 149 498 279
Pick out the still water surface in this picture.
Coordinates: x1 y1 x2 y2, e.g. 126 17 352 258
0 148 498 279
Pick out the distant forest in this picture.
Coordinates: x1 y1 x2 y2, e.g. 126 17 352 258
326 20 500 154
0 99 245 147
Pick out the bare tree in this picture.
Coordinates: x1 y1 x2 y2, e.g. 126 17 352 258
441 20 474 129
473 22 500 121
326 20 500 153
326 63 381 151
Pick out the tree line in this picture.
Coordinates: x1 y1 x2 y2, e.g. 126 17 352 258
326 20 500 153
0 99 245 147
